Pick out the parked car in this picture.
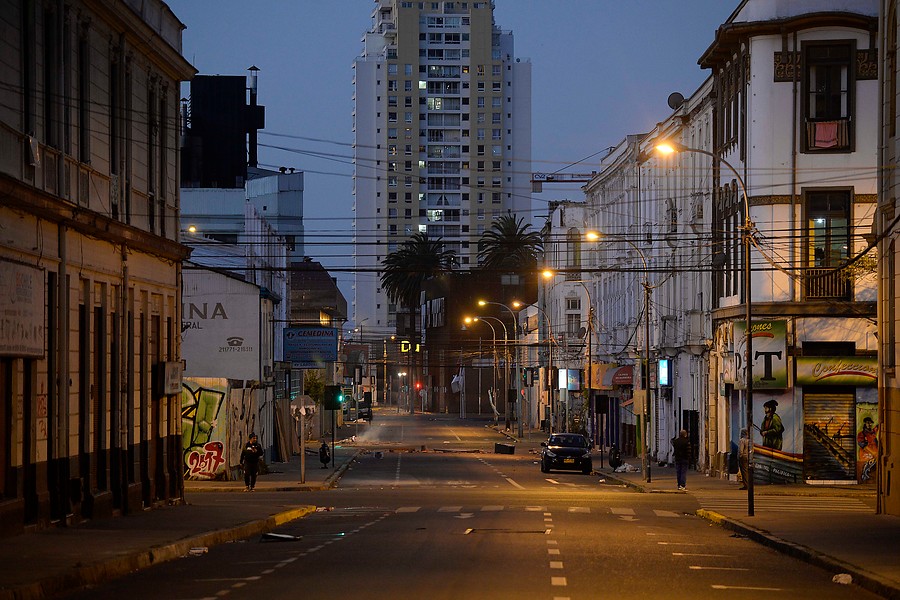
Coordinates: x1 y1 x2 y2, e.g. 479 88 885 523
540 433 593 474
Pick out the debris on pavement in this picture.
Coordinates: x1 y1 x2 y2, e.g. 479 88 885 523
832 574 853 585
188 547 208 556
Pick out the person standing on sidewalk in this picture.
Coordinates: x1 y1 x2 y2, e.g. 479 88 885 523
738 428 750 490
672 429 691 491
240 433 264 491
319 441 331 469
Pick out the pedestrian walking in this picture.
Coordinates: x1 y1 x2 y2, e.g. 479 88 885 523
672 429 691 491
738 428 750 489
319 441 331 469
240 432 264 491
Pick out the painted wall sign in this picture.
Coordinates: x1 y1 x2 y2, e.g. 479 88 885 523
734 319 788 389
182 272 260 379
284 327 338 368
0 261 45 357
795 356 877 386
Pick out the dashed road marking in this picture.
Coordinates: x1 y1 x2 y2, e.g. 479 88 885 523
689 566 750 571
551 577 568 587
549 561 564 569
610 507 635 516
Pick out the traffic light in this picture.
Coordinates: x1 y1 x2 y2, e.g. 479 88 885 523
415 381 422 391
323 385 344 410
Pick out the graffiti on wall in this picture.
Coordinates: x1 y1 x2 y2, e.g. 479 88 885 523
182 380 226 480
856 403 879 483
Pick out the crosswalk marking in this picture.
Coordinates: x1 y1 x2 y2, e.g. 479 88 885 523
388 505 688 516
694 493 872 513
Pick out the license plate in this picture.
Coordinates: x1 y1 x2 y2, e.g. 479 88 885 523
563 458 575 464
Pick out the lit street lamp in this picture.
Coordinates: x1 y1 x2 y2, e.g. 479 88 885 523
656 141 755 516
478 300 524 437
464 316 503 423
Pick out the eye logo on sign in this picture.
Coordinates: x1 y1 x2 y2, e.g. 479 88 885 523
227 337 244 347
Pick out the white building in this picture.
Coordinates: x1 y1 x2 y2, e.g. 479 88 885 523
545 0 880 487
353 0 532 337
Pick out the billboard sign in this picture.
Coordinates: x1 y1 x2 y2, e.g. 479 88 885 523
284 327 338 368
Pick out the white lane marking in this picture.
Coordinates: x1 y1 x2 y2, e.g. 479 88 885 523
568 507 590 513
711 585 783 591
199 576 261 582
551 577 568 587
553 597 571 600
396 506 420 513
653 510 680 518
447 428 462 441
395 453 402 484
657 541 701 545
547 540 558 545
455 513 474 519
672 553 733 558
505 477 525 490
610 507 635 515
438 506 463 512
546 478 560 484
526 506 545 511
548 548 561 555
549 561 564 569
544 512 552 516
689 566 750 571
481 505 504 511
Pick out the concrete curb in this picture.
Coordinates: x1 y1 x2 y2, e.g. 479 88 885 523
600 471 684 494
697 509 900 600
0 505 317 600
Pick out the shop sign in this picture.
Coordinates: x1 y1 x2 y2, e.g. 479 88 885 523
734 320 788 389
795 356 877 387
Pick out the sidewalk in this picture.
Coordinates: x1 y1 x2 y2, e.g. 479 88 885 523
494 426 900 599
0 444 361 600
599 464 900 600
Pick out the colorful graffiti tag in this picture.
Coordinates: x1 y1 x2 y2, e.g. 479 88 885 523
182 381 226 479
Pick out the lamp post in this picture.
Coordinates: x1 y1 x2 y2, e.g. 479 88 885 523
526 301 559 435
541 272 595 436
583 233 652 482
397 371 408 412
656 141 754 516
464 316 501 422
479 300 523 437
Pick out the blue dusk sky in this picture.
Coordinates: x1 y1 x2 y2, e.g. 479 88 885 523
166 0 736 306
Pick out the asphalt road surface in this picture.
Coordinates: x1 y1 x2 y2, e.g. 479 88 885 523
58 412 880 600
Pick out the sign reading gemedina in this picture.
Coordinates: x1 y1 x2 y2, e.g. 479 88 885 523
284 327 338 368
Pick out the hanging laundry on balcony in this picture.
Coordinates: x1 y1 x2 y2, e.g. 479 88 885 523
807 120 849 149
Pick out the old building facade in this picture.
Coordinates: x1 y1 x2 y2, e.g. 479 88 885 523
0 0 194 535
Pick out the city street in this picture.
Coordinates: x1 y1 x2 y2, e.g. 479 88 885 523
57 413 880 600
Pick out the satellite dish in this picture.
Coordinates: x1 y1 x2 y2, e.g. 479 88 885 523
667 92 685 110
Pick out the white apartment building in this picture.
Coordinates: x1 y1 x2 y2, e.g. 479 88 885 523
353 0 532 337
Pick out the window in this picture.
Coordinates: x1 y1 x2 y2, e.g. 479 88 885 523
405 80 413 92
804 190 851 299
566 313 581 338
388 80 398 91
388 96 397 107
388 64 398 75
803 42 854 151
404 64 413 76
492 97 501 108
566 228 582 280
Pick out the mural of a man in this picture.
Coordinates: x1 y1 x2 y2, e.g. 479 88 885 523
857 416 878 482
760 399 784 450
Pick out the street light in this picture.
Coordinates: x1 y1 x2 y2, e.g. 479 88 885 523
464 316 502 422
583 233 653 483
479 300 524 437
521 300 560 435
656 140 755 516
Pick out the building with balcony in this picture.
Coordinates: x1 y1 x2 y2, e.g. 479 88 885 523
0 0 194 535
353 0 532 339
544 0 880 487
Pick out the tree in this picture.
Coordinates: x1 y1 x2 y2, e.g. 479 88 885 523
477 214 543 271
380 232 458 309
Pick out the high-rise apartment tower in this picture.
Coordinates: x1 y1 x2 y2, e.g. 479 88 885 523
353 0 532 336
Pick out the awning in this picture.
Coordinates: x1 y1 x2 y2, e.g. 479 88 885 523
602 365 634 387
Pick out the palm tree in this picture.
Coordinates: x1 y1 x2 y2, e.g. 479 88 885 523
477 213 544 271
380 232 458 309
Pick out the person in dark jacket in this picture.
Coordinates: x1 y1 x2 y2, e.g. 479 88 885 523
240 432 264 491
319 441 331 469
672 429 691 491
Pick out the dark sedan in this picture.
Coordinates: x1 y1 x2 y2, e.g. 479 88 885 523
540 433 593 474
